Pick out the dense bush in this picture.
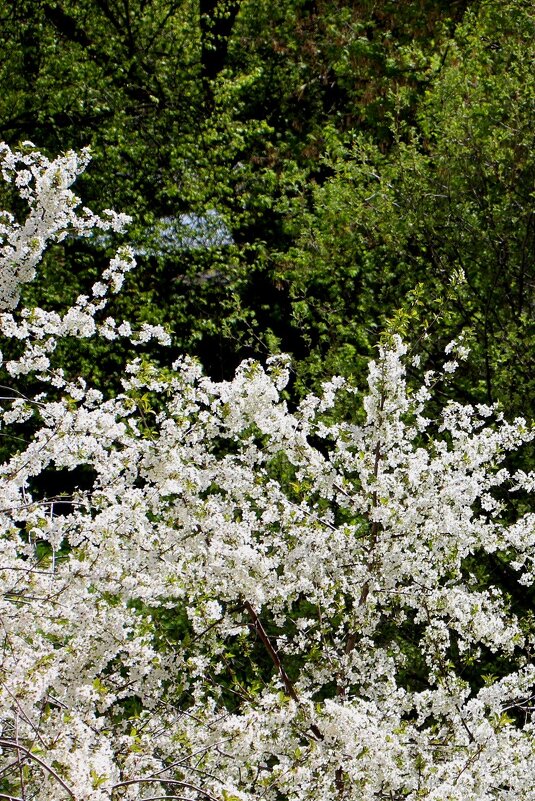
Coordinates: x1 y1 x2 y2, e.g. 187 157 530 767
0 143 534 801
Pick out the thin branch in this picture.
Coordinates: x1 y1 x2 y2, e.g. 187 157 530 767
0 740 75 798
134 797 195 801
243 601 323 741
244 601 298 702
112 778 219 801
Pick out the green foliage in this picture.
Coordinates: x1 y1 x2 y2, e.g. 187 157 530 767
279 0 535 411
1 0 476 387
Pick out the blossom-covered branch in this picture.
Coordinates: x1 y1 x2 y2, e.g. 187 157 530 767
0 144 533 801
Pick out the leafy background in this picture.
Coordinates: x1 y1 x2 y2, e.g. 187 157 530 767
2 0 532 412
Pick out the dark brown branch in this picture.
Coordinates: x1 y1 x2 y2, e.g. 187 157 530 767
43 4 92 49
244 601 323 741
244 600 298 702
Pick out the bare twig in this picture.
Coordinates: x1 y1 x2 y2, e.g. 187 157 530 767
112 778 219 801
0 740 75 798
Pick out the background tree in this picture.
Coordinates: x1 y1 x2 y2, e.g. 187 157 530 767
276 0 535 412
0 0 478 383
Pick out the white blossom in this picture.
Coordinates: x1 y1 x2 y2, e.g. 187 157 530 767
0 144 533 801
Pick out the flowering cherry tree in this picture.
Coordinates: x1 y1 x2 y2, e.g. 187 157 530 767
0 144 534 801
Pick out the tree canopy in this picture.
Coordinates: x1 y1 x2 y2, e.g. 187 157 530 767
0 2 534 798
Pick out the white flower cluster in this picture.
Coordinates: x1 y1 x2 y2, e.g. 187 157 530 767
0 146 534 801
0 143 130 311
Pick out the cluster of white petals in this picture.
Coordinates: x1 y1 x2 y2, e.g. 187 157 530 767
0 145 533 801
0 143 130 311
